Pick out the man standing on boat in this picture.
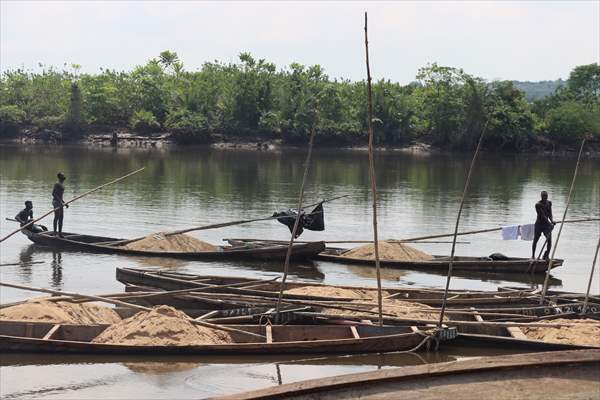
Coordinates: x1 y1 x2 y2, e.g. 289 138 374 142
532 191 555 260
52 172 69 237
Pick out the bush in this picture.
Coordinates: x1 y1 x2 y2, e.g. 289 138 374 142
0 105 26 137
164 109 211 143
543 102 600 143
129 109 161 135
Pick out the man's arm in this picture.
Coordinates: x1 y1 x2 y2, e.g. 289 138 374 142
548 202 555 225
14 212 24 224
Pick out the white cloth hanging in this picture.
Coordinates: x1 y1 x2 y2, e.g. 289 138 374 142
501 225 520 240
520 224 535 241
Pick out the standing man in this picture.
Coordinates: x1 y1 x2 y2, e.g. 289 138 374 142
52 172 69 237
532 191 555 260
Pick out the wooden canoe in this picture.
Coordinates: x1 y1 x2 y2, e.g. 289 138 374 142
22 230 325 261
212 349 600 400
116 267 595 309
317 247 563 274
0 320 440 355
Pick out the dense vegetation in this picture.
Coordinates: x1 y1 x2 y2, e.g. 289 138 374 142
0 51 598 151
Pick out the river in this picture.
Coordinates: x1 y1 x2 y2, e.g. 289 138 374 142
0 144 598 399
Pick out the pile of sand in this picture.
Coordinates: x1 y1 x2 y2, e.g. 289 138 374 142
123 233 217 252
285 286 390 300
341 241 434 261
92 305 232 346
521 318 600 347
0 300 121 324
322 299 444 321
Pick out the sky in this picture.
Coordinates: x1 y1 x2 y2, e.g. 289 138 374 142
1 0 599 83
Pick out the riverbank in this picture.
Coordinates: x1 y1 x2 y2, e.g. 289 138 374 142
4 128 600 156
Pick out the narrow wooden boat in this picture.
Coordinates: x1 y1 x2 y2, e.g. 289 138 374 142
116 267 594 309
22 230 325 261
212 349 600 400
0 320 441 355
317 247 563 274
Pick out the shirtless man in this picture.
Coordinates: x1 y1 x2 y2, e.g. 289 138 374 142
15 201 47 233
52 172 69 237
532 191 555 260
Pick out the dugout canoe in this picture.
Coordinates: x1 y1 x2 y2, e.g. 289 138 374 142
116 267 586 308
316 248 563 273
21 230 325 261
0 320 443 355
212 349 600 400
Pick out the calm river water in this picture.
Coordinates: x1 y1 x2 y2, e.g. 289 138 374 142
0 144 598 399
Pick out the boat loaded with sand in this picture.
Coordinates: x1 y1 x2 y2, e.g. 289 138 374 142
21 230 325 261
213 349 600 400
316 241 563 274
0 303 446 354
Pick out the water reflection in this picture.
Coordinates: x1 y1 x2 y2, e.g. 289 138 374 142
50 251 63 288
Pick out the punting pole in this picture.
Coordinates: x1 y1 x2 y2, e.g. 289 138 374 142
540 139 586 304
581 236 600 315
0 167 145 243
364 12 383 326
438 99 490 328
274 125 318 317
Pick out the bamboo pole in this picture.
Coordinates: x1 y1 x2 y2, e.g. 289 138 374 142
225 238 470 245
275 125 318 317
581 237 600 315
540 139 586 304
438 114 490 328
364 12 383 327
0 168 145 243
0 281 265 340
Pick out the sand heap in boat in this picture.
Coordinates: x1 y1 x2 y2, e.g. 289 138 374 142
521 318 600 347
341 241 434 261
123 233 217 252
92 305 232 346
322 298 444 321
0 299 121 324
285 286 390 299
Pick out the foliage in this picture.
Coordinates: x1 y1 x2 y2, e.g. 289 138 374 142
0 105 26 137
0 53 597 149
129 109 161 134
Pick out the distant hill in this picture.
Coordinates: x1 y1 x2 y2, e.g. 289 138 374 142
512 79 565 101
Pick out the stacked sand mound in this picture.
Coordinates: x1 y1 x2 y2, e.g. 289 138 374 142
0 300 121 324
521 318 600 347
286 286 390 300
341 241 434 261
124 233 217 252
92 305 232 346
322 299 444 321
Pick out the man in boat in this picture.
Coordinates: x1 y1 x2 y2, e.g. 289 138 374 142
52 172 69 237
14 201 47 233
532 191 555 260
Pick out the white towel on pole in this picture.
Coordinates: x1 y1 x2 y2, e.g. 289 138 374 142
520 224 535 241
501 225 519 240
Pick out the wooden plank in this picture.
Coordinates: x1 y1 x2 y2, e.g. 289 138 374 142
470 307 484 322
42 324 61 340
507 326 528 339
196 311 219 320
350 326 360 339
266 325 273 344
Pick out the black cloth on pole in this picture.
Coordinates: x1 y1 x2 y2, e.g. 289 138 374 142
273 203 325 238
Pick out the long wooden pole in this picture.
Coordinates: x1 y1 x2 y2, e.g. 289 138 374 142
540 139 586 304
581 236 600 315
275 125 317 316
0 167 145 243
364 12 383 326
438 117 490 328
0 281 265 340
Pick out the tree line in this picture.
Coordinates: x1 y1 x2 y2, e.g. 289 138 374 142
0 51 598 150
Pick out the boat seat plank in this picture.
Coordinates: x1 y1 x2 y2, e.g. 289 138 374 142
350 326 360 339
42 324 61 340
507 327 528 339
266 325 273 344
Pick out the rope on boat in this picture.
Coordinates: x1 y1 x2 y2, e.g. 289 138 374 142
438 106 491 328
274 124 318 317
540 138 586 304
364 12 384 327
581 236 600 315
